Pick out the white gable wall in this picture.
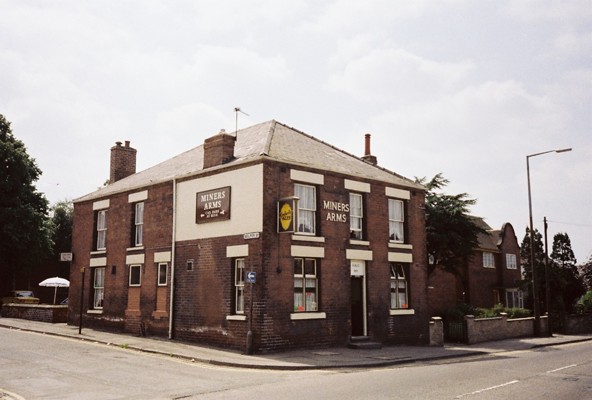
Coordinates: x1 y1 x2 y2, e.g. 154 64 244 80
176 164 264 240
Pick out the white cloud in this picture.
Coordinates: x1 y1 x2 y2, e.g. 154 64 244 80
327 48 474 103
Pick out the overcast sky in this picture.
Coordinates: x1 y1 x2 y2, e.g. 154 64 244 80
2 0 591 263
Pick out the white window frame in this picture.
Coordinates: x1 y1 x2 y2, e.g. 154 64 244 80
506 253 517 270
129 264 142 287
483 252 495 268
93 267 105 309
134 202 144 247
234 259 245 314
294 258 318 312
350 193 363 240
506 289 524 308
388 198 405 243
157 263 167 286
96 210 107 250
390 263 409 309
295 184 316 235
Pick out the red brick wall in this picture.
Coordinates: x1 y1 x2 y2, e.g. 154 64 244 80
69 182 173 336
70 160 429 351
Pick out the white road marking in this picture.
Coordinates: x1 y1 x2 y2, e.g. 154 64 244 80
456 380 520 398
547 364 577 373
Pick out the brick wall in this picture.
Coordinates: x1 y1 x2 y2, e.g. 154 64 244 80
1 304 68 323
69 181 173 337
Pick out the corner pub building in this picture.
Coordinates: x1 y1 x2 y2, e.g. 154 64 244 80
69 120 429 352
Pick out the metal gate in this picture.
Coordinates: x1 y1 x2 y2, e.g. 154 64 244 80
443 317 467 343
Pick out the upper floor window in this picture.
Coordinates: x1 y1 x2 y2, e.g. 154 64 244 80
350 193 363 240
96 210 107 250
295 184 316 235
133 202 144 247
506 254 517 269
294 258 318 312
129 264 142 286
483 252 495 268
234 258 245 314
390 263 409 309
388 199 404 242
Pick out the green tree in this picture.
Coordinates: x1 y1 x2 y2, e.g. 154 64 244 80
0 114 53 289
550 232 585 312
415 173 487 290
520 227 545 311
581 253 592 290
47 200 73 278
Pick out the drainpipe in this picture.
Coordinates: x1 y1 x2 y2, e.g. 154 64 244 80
168 178 177 339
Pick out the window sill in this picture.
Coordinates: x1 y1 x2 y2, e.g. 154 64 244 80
90 250 106 256
483 266 495 269
87 309 103 314
389 309 415 316
290 312 326 320
349 239 370 246
291 235 325 243
126 246 145 252
388 243 412 250
226 315 247 321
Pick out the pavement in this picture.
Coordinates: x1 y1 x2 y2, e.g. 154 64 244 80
1 317 591 370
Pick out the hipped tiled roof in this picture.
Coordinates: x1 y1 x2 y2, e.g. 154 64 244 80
75 120 423 203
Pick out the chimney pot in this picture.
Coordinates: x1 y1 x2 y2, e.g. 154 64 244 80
362 133 378 165
125 140 130 147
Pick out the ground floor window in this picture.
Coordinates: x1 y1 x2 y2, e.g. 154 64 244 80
157 263 168 286
234 258 245 314
93 267 105 309
294 258 318 312
506 289 524 308
390 263 409 309
129 264 142 286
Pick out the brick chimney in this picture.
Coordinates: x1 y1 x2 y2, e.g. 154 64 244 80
203 129 236 169
361 133 377 165
109 140 137 184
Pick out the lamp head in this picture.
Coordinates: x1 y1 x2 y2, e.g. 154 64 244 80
555 148 572 153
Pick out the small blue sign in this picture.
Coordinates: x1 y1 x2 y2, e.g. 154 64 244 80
246 271 256 283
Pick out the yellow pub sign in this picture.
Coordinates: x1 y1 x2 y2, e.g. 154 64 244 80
277 197 297 233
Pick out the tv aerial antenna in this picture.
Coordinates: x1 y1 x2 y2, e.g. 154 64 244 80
234 107 249 136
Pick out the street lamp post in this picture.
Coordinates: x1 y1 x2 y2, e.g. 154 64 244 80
526 148 571 337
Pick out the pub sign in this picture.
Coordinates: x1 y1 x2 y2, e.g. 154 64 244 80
196 186 231 224
277 197 297 233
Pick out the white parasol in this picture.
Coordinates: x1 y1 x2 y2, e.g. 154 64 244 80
39 277 69 304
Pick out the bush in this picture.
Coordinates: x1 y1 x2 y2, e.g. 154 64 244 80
574 291 592 314
444 303 531 319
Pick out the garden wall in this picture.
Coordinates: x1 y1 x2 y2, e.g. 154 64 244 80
1 304 68 323
464 313 548 344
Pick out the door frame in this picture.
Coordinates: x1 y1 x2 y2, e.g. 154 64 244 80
350 260 367 336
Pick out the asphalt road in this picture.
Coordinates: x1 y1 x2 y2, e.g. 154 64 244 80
1 328 591 399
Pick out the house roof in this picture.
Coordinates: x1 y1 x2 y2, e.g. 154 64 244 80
470 216 499 251
75 120 423 203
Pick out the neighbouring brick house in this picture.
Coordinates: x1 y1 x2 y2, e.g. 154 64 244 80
428 219 524 316
68 120 429 352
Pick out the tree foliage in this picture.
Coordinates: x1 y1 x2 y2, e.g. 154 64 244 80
416 173 487 281
40 200 73 280
521 229 586 313
550 232 585 312
0 114 53 286
581 253 592 291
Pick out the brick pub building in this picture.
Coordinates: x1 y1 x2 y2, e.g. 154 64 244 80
69 121 429 352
